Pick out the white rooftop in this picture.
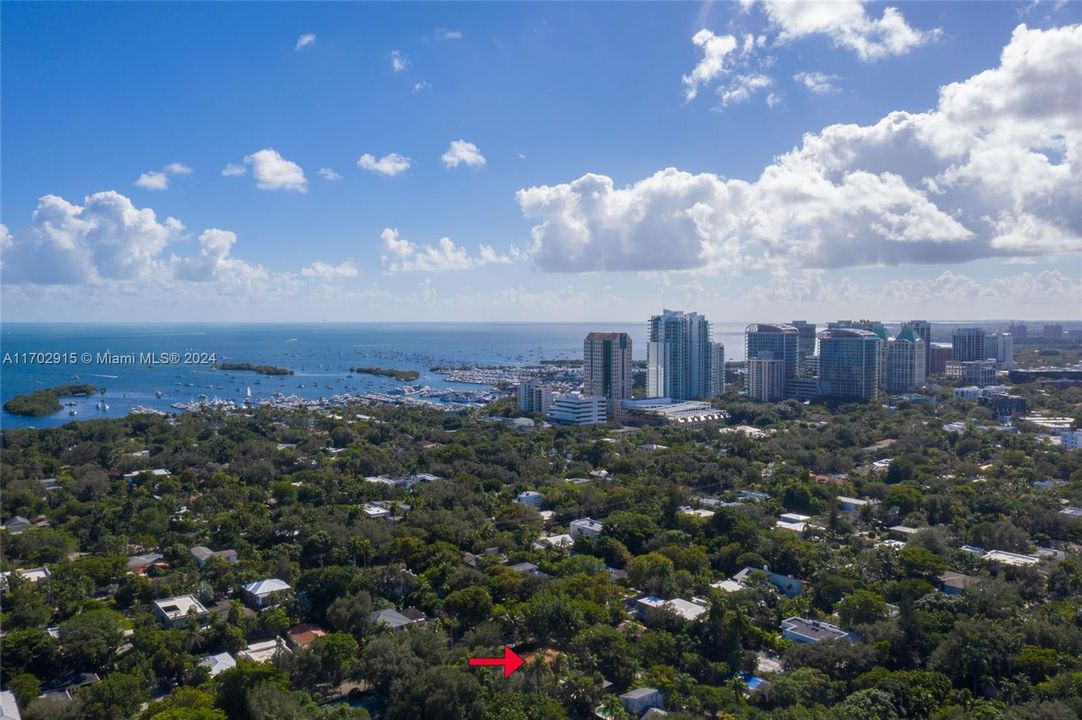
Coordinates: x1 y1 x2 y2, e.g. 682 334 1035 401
244 578 291 595
154 594 208 620
200 652 236 677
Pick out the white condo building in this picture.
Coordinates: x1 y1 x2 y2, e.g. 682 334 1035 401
546 392 607 425
647 309 713 400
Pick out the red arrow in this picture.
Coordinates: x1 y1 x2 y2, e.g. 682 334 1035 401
467 645 523 677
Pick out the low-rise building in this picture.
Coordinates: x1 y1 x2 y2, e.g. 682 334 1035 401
619 687 665 717
547 392 607 425
945 360 997 387
200 652 236 677
636 596 707 622
371 608 427 631
732 567 804 597
937 571 979 596
514 491 544 508
0 690 21 720
285 623 327 649
191 546 238 567
781 617 854 644
620 398 727 426
2 516 31 535
243 578 291 608
126 552 166 574
154 594 210 629
238 637 291 663
570 517 604 539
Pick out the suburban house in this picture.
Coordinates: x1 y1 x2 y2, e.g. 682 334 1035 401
371 607 427 632
570 517 604 539
191 546 239 567
243 578 291 608
732 567 805 597
619 687 665 716
126 552 166 574
200 652 236 677
154 594 210 629
781 617 855 644
3 516 31 534
937 571 979 596
238 637 291 663
775 513 811 533
636 596 707 622
285 623 327 649
514 490 544 508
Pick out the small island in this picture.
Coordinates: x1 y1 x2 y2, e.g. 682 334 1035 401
3 384 99 417
350 366 421 381
215 362 294 376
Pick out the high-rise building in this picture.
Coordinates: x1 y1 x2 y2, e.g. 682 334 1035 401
745 324 800 383
986 332 1014 369
818 328 881 401
1044 323 1064 339
952 327 986 361
945 360 996 387
583 332 633 415
885 329 926 394
709 342 726 397
928 344 953 374
517 379 554 414
790 321 817 372
830 319 889 342
747 352 787 402
1007 321 1028 340
902 320 932 371
647 309 712 400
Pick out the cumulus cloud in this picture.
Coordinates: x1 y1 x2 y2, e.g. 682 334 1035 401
242 149 308 192
518 24 1082 273
295 33 317 51
412 81 430 94
441 140 486 168
221 163 246 177
390 50 409 72
750 0 940 60
793 71 840 94
172 229 267 284
135 172 169 190
718 73 773 106
435 28 462 40
682 29 739 100
134 162 193 190
380 227 514 271
3 191 184 283
357 152 412 176
300 260 360 279
318 168 342 181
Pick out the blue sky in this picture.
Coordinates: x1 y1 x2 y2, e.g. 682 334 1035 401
2 1 1079 322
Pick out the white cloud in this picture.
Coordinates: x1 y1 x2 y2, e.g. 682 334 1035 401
380 227 514 272
242 149 308 192
752 0 940 61
412 81 430 93
718 73 773 106
357 152 412 176
164 162 193 175
301 260 359 279
441 140 486 168
435 28 462 40
793 71 840 94
518 24 1082 273
390 49 409 72
682 29 739 100
135 172 169 190
318 168 342 181
3 191 184 283
295 33 317 52
766 92 783 107
173 229 267 284
222 163 247 177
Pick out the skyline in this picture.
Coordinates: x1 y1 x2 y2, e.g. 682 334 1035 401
2 1 1080 322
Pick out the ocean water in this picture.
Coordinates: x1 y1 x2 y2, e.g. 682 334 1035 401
0 322 749 429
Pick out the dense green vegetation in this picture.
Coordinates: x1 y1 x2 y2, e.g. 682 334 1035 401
2 385 98 417
1 382 1080 719
215 363 293 376
349 367 421 382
